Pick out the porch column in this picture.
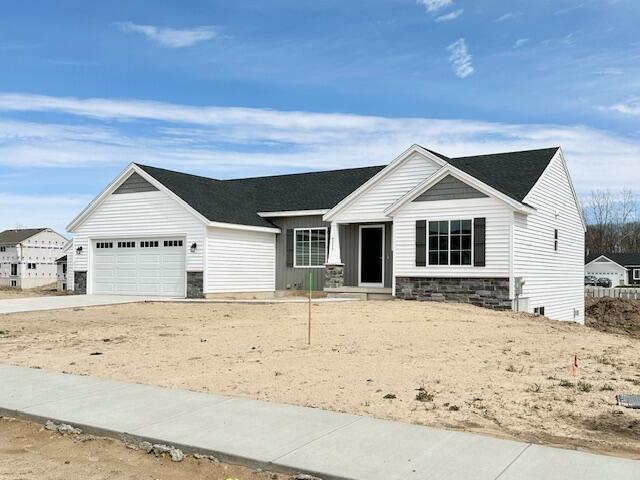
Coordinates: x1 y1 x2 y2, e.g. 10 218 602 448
325 221 344 289
327 221 342 265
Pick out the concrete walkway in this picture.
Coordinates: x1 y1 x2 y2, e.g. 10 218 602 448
0 365 637 480
0 294 165 314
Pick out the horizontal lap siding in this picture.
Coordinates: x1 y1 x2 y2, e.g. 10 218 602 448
72 191 206 274
206 227 275 293
514 155 585 323
332 152 441 223
394 197 512 278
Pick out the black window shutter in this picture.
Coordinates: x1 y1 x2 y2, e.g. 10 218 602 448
286 229 294 267
474 218 486 267
416 220 426 266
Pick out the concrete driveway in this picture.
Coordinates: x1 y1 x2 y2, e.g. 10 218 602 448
0 295 166 315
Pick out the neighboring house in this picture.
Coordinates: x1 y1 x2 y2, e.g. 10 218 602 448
66 145 585 322
585 254 640 287
0 228 68 289
56 240 73 291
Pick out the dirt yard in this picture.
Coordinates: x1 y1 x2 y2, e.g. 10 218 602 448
0 416 289 480
587 297 640 339
0 284 63 300
0 300 639 459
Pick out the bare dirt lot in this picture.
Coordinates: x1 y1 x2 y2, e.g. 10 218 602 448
0 285 63 300
0 300 639 459
0 416 289 480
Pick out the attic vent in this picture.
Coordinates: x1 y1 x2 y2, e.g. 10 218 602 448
113 172 158 194
413 175 488 202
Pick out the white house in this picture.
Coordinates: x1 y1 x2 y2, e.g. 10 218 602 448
585 254 640 287
0 228 68 289
65 145 585 322
56 240 73 292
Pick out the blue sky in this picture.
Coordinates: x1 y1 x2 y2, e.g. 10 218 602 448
1 0 639 233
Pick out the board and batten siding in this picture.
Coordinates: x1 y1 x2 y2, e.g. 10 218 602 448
206 227 276 293
270 215 328 291
71 190 206 282
514 154 585 323
331 151 441 223
393 196 513 278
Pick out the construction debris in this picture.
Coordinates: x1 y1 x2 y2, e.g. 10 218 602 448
44 420 81 435
616 394 640 409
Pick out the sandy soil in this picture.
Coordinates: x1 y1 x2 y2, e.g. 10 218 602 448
0 416 288 480
587 297 640 338
0 300 639 459
0 285 63 300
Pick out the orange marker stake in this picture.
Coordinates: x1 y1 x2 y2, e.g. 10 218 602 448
570 353 578 376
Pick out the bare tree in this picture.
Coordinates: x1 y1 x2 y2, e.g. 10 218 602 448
584 189 639 254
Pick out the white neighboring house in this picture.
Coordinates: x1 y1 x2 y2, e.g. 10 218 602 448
0 228 68 289
65 145 585 322
585 254 640 287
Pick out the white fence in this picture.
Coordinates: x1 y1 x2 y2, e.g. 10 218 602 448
586 286 640 300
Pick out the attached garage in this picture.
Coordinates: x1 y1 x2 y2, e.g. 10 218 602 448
92 238 186 297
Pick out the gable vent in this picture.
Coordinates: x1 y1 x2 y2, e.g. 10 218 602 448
113 172 159 194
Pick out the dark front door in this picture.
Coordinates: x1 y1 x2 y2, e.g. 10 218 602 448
360 226 384 285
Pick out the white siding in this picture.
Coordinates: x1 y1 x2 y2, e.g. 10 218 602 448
332 152 441 223
394 197 513 278
514 154 585 323
206 227 276 293
72 190 206 293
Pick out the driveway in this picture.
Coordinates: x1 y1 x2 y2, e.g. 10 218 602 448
0 295 165 315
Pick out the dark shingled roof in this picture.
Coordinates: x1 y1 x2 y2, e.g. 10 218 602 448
0 228 47 245
137 146 558 228
586 253 640 266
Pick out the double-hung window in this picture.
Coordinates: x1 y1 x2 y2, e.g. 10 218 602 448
634 269 640 281
428 219 472 265
294 228 327 268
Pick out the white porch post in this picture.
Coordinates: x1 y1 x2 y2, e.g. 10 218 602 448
327 221 342 265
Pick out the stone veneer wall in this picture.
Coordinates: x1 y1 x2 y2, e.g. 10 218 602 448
186 271 204 298
73 271 87 294
325 264 345 289
395 277 511 310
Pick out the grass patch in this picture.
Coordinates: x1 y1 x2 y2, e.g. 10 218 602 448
415 387 434 402
383 393 397 400
577 381 593 393
559 380 574 388
600 384 614 392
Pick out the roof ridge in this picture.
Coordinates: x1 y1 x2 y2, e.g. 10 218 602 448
452 146 559 160
135 163 222 183
224 164 386 182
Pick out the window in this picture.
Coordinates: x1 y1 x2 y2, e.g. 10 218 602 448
10 264 17 276
534 307 545 316
96 242 113 249
10 280 16 287
0 246 5 252
634 269 640 280
294 228 327 267
140 240 159 248
554 229 558 251
117 241 135 248
428 219 472 266
62 264 67 274
27 263 36 270
164 240 183 247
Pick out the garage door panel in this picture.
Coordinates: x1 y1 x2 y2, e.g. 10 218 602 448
93 238 186 297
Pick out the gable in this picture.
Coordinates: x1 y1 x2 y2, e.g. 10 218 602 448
413 175 488 202
113 172 159 194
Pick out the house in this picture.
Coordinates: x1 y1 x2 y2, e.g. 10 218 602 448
56 240 73 291
65 145 585 322
585 254 640 287
0 228 68 289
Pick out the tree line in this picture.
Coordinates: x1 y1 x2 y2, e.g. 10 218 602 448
583 189 640 255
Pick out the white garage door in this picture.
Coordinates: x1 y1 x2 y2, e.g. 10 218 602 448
93 238 186 297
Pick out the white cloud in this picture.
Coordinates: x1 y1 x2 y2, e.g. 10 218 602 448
513 38 529 49
607 102 640 116
0 93 638 200
446 38 474 78
436 9 463 22
0 193 92 234
117 22 216 48
496 12 522 22
417 0 453 13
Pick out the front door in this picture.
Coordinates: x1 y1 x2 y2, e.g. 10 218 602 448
359 225 384 286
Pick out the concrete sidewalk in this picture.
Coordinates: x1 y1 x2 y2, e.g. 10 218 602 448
0 294 170 314
0 364 637 480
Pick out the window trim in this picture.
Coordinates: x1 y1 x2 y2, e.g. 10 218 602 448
427 219 474 266
554 228 559 252
634 269 640 280
293 227 328 269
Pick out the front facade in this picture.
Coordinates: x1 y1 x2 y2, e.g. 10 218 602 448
0 228 68 289
585 254 640 287
65 145 585 322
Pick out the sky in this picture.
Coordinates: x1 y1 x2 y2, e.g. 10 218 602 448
0 0 639 234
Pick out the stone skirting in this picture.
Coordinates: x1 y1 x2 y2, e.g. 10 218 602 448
324 264 345 289
187 271 204 298
395 277 511 310
73 271 87 294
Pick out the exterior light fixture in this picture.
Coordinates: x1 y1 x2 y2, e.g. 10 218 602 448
76 246 83 254
190 242 197 253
